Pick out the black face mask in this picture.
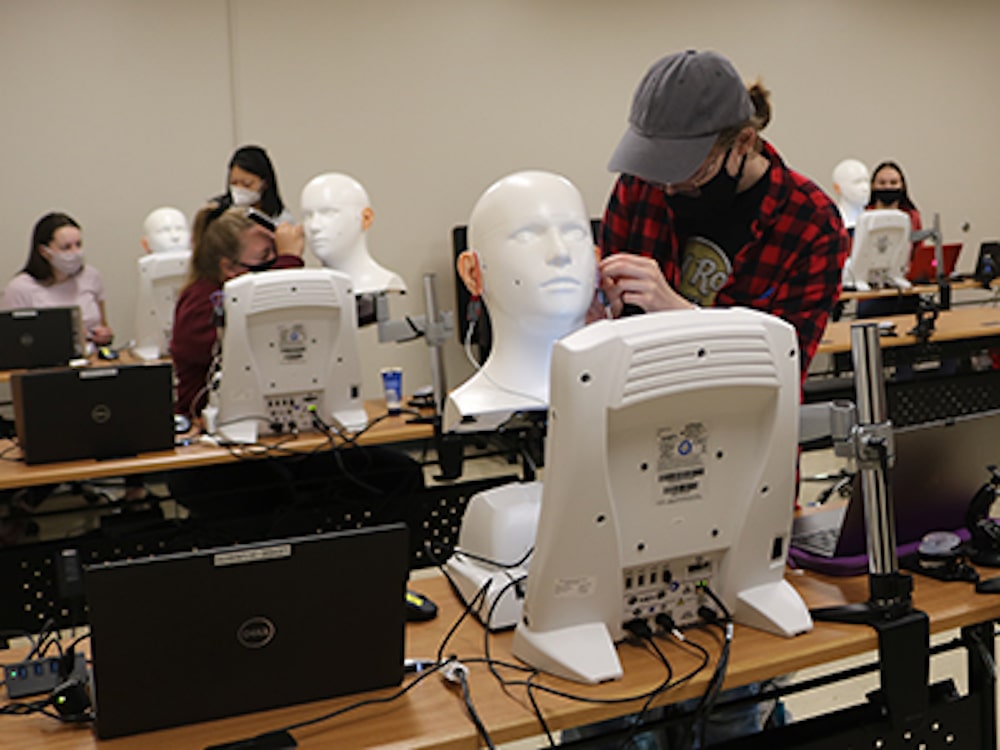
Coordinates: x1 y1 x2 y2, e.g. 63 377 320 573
871 188 903 206
239 255 277 273
668 149 748 227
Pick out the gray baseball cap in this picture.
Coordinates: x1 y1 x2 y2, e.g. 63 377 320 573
608 50 754 185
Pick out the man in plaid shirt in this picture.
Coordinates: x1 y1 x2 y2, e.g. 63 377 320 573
598 50 849 385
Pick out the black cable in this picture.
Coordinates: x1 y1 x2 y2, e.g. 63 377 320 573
309 410 408 497
414 584 700 750
482 575 527 682
619 628 675 748
67 632 90 652
0 685 92 724
681 583 734 748
524 670 556 747
435 579 491 666
28 619 55 659
451 544 534 570
456 666 496 749
0 697 61 720
262 658 448 737
2 629 39 661
483 638 680 707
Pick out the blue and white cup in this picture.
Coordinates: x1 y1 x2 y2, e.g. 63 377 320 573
381 367 403 414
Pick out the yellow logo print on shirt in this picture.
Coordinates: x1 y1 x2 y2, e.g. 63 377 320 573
677 236 732 307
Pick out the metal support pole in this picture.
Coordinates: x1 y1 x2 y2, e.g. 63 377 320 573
422 273 448 416
930 213 951 310
850 322 899 580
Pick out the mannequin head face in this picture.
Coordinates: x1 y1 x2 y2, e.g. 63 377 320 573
463 171 595 325
142 207 191 254
300 173 374 268
832 159 870 208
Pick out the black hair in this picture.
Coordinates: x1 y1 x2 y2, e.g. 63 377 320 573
216 144 285 219
866 160 918 212
23 212 81 282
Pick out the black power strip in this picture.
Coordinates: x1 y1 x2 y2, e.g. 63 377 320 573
4 652 87 699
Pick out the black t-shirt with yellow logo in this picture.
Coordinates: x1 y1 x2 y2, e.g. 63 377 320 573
666 177 768 307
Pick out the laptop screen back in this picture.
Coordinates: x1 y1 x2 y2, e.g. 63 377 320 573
836 409 1000 557
905 243 962 283
0 307 83 370
11 363 175 464
84 525 409 739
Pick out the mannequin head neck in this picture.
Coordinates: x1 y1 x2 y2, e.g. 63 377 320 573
142 207 191 254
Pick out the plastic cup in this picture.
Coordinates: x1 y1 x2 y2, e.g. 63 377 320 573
381 367 403 414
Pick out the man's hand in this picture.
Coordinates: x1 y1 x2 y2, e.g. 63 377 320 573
599 254 695 315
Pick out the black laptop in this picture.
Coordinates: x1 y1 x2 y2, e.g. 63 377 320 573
0 306 83 370
84 525 409 739
792 409 1000 559
10 363 175 464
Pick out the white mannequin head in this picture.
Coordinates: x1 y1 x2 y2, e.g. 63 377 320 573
832 159 870 229
445 170 596 431
300 172 405 294
141 207 190 254
460 170 596 329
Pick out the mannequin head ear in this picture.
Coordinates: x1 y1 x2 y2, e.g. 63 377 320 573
832 181 842 198
141 237 152 254
361 206 374 231
457 249 484 296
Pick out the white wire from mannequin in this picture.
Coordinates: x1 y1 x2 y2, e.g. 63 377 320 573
461 308 548 409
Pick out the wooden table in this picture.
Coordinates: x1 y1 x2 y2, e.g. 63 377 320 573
838 277 998 303
2 571 997 749
0 400 433 492
817 304 1000 356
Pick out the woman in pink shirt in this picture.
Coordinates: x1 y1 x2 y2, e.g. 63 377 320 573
2 212 113 346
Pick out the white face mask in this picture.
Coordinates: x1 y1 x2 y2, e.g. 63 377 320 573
46 248 85 277
230 186 261 207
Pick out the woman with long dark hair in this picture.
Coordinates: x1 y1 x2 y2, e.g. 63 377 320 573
210 144 294 224
2 212 113 345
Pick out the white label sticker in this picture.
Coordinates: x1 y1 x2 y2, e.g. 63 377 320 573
656 423 707 504
214 544 292 567
553 576 597 598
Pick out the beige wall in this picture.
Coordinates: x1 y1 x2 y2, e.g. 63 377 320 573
2 0 998 399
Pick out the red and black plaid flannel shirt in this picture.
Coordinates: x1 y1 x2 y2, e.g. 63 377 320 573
599 141 850 385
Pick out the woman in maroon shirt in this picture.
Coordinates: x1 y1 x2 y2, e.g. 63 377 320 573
170 204 304 419
166 204 423 521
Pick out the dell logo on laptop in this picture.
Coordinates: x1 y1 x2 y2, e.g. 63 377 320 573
237 617 276 649
91 404 112 424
